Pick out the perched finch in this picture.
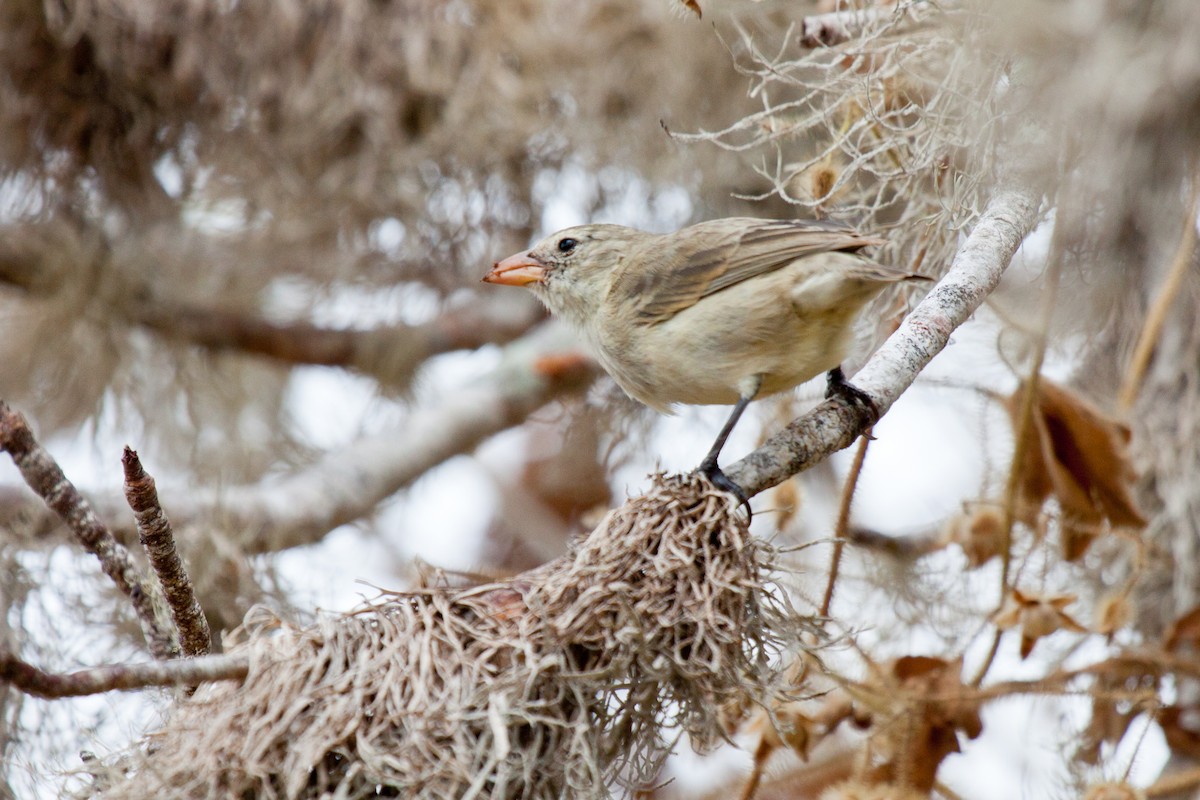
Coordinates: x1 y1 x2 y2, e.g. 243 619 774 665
483 217 930 513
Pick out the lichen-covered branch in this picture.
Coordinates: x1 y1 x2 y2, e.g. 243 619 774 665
122 447 211 657
0 650 248 698
0 403 180 660
727 185 1043 497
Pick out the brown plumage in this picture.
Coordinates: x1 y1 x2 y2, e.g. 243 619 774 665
484 217 930 512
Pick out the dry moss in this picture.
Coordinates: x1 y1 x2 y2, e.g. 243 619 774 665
92 473 805 799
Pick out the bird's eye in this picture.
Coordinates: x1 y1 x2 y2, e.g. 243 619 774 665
557 238 577 254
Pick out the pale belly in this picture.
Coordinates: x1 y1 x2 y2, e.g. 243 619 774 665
593 260 871 408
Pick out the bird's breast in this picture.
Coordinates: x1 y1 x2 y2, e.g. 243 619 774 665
591 263 865 408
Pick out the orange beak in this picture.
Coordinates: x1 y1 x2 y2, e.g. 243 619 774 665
483 252 547 286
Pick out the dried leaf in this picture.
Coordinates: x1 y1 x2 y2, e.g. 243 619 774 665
1094 591 1134 637
740 703 818 760
994 589 1087 658
725 657 818 759
1161 706 1200 760
1007 378 1147 560
1084 783 1146 800
862 656 982 792
819 780 928 800
1164 606 1200 652
679 0 702 18
944 504 1005 567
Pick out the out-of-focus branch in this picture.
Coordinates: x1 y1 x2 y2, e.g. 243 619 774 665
0 403 180 660
168 323 596 553
135 292 545 387
0 237 545 386
0 650 248 698
123 447 211 657
1117 174 1200 413
798 1 935 48
727 185 1043 497
0 323 595 555
845 526 944 559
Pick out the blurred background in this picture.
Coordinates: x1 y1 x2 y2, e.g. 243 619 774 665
2 0 1199 797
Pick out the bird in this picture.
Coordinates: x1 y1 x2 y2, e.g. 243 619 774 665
483 217 930 516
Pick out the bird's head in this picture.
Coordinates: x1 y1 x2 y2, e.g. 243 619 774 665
483 224 640 325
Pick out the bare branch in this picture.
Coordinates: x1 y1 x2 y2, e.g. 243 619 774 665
172 323 597 553
123 447 211 657
0 403 180 660
0 650 248 698
134 292 545 387
727 185 1043 497
0 235 544 386
844 525 944 559
799 2 934 49
0 324 597 555
821 434 871 616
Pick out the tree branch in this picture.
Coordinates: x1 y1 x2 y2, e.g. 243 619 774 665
0 324 597 556
727 185 1043 497
799 1 935 49
168 322 597 553
0 229 545 387
134 292 544 387
0 650 248 698
123 447 212 657
0 403 181 660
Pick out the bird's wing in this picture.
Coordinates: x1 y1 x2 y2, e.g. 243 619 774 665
631 218 887 325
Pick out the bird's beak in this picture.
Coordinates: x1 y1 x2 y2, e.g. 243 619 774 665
483 252 547 286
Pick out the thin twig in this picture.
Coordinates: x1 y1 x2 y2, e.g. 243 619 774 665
821 433 871 616
123 446 211 657
971 202 1064 687
844 525 943 559
1117 176 1200 413
0 650 248 698
736 737 774 800
0 402 180 660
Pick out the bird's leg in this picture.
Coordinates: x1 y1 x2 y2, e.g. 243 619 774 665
825 366 880 424
697 377 761 519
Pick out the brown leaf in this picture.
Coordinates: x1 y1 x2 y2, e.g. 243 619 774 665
994 589 1087 658
726 657 818 759
1007 378 1147 560
1094 591 1134 637
1161 706 1200 760
863 656 982 791
679 0 702 18
819 780 928 800
944 504 1005 567
1164 606 1200 652
740 703 817 760
1083 783 1146 800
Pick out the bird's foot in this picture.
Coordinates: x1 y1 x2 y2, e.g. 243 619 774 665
697 458 752 522
826 366 880 430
